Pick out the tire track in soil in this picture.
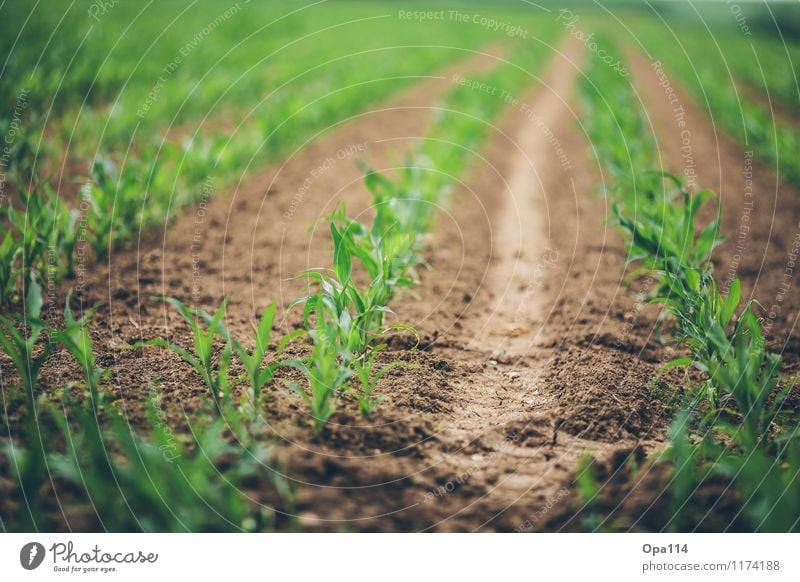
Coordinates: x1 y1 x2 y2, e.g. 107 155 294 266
416 39 598 531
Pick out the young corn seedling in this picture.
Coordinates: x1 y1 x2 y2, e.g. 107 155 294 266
83 158 143 258
656 272 744 404
45 387 289 532
612 172 723 290
358 159 436 243
666 397 799 532
581 41 799 532
0 274 51 416
0 231 20 304
231 303 278 413
297 207 420 355
5 186 55 298
575 454 605 532
0 275 51 529
663 411 716 531
330 201 421 302
352 343 407 417
718 429 800 532
227 303 303 417
698 307 784 450
50 188 81 278
49 292 103 407
283 297 352 433
3 183 81 295
138 298 232 416
658 271 787 430
295 227 390 357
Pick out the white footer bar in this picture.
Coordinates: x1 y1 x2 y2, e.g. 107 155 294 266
1 533 796 581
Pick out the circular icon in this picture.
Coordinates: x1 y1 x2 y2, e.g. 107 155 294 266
20 542 46 570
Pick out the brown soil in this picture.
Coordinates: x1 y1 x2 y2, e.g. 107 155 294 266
4 36 800 532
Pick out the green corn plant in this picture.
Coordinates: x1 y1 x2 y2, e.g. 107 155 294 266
138 298 232 416
657 272 743 404
0 274 51 415
178 137 221 189
49 292 103 407
657 272 787 436
0 115 39 186
717 430 800 532
125 146 177 227
296 206 421 356
83 158 141 258
662 410 717 531
1 184 80 300
666 403 800 532
2 291 290 532
50 189 81 277
330 201 421 301
352 343 407 417
44 388 290 532
575 454 604 532
358 159 437 242
296 269 394 357
0 231 20 304
697 307 784 450
295 252 385 357
0 275 51 529
5 186 55 297
612 172 723 285
226 303 303 417
82 159 119 259
658 274 741 358
283 297 352 433
231 303 278 413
